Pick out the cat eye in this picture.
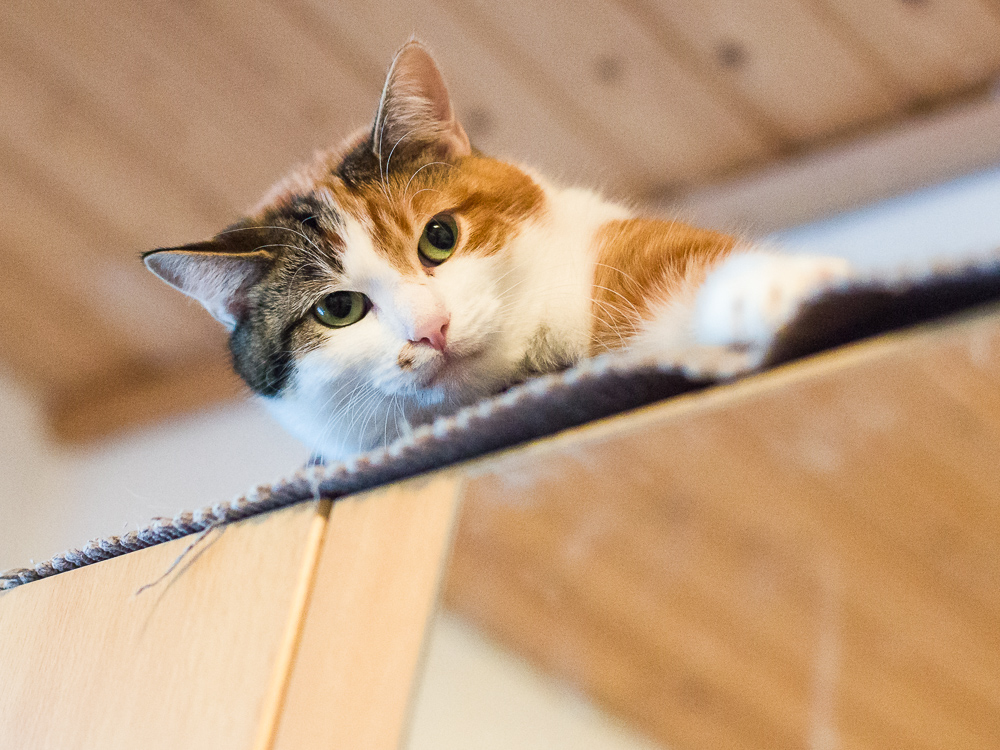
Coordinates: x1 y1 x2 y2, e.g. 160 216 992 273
299 215 320 231
418 213 459 266
312 291 370 328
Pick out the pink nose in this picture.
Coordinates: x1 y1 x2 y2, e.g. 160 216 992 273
410 314 450 352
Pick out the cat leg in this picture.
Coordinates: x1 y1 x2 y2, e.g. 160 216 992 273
630 249 851 372
693 250 852 358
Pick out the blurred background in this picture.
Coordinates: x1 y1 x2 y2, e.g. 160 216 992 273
3 1 1000 747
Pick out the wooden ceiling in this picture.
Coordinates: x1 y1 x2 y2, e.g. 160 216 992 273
2 0 1000 442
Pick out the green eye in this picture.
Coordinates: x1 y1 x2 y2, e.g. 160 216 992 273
313 291 369 328
418 213 459 266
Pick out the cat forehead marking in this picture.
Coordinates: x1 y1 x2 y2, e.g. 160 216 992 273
336 155 547 272
343 186 421 274
339 212 412 283
254 134 546 274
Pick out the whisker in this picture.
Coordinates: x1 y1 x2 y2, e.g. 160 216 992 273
403 161 457 203
217 224 326 259
384 126 423 192
407 187 444 214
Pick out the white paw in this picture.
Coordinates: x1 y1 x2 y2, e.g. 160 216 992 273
694 252 851 354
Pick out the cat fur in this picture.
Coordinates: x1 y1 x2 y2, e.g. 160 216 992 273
144 41 849 461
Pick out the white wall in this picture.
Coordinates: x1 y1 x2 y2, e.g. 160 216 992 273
0 375 63 571
406 614 661 750
775 164 1000 269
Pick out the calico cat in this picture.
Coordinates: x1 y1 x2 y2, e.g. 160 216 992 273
144 41 849 461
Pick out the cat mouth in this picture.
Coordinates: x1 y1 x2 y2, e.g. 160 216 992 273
415 346 487 389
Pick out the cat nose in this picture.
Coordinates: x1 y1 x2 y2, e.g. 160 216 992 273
410 313 450 351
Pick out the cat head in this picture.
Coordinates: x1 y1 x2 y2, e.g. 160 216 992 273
144 41 549 458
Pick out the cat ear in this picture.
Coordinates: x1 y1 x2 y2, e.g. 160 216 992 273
143 241 272 330
372 40 471 163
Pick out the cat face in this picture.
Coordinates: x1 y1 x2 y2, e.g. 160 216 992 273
144 42 548 458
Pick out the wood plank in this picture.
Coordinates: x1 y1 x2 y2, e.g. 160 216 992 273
126 0 377 195
2 2 280 220
813 0 1000 100
0 47 218 247
0 0 374 255
46 351 247 445
0 146 222 366
140 0 376 129
637 0 903 141
444 308 1000 749
441 0 771 184
272 475 463 750
0 249 134 393
659 92 1000 234
0 499 331 750
5 296 1000 748
286 0 633 194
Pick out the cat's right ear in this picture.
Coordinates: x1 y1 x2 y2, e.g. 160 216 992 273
143 241 272 331
372 40 471 163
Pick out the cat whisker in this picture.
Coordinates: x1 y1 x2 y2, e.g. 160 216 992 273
588 297 634 350
302 376 368 458
218 225 326 261
382 126 424 198
377 105 389 196
591 283 643 319
407 188 444 214
383 390 402 449
282 264 317 310
592 262 648 296
249 243 302 254
353 391 388 450
403 161 457 204
345 384 382 430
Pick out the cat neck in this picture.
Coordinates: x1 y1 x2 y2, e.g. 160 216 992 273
507 177 633 371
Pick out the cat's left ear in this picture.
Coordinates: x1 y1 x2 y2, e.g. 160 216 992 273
372 40 471 163
143 241 272 331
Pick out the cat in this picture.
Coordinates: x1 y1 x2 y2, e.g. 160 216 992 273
144 41 850 462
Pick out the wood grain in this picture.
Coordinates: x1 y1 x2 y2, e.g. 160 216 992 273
445 0 770 184
0 499 331 750
444 307 1000 750
0 250 132 392
272 474 464 750
0 23 221 247
639 0 902 141
288 0 631 193
3 0 1000 440
813 0 1000 100
0 145 222 366
0 474 462 749
46 351 246 445
662 92 1000 234
4 308 1000 748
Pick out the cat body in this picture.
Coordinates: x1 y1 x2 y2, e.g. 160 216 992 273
145 42 849 461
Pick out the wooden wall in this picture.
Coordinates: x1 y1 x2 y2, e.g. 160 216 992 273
2 0 1000 439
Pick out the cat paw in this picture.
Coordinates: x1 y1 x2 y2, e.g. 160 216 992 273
694 252 851 355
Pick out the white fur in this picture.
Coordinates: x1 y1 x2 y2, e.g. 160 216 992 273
632 249 852 367
266 179 635 461
506 180 633 366
266 181 850 461
255 43 855 460
693 251 852 352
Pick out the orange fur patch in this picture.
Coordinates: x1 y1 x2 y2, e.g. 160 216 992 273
590 219 736 354
251 145 545 277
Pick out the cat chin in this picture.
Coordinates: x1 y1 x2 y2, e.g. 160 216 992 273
263 353 502 460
